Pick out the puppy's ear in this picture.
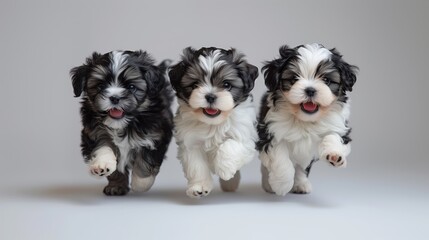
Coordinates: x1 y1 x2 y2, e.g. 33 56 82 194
168 62 187 92
181 47 196 64
168 47 195 92
227 48 258 94
144 66 166 97
331 49 358 92
131 50 167 97
70 52 100 97
242 63 259 94
158 59 172 74
262 45 297 92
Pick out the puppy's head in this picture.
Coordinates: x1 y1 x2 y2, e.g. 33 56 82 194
169 47 258 125
71 50 167 129
262 44 358 122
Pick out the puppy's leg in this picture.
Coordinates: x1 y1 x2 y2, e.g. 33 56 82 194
214 139 255 181
104 169 130 196
261 164 274 193
130 147 166 193
219 171 241 192
260 141 295 196
180 146 213 198
131 172 156 193
291 165 312 194
319 134 351 168
88 146 117 177
130 162 157 193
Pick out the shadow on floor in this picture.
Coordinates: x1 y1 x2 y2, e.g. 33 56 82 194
10 182 338 208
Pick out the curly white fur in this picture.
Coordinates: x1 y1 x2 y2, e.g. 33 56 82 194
260 98 351 196
175 97 257 198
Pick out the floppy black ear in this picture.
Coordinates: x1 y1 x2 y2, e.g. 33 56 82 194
144 66 166 97
262 45 297 92
241 63 259 95
158 59 172 74
70 52 101 97
261 59 281 92
168 47 196 92
168 62 187 92
331 49 358 92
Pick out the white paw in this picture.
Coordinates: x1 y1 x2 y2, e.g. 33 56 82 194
186 183 212 199
89 147 117 177
269 175 294 196
292 180 312 194
321 151 347 168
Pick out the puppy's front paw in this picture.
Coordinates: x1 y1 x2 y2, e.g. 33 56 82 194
322 152 347 168
186 183 212 199
89 160 116 177
89 155 117 177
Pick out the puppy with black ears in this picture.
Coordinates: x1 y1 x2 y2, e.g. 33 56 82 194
169 47 259 198
71 50 173 196
258 43 358 196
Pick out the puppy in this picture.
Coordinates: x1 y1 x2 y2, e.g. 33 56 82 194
258 44 358 196
70 50 173 196
169 47 258 198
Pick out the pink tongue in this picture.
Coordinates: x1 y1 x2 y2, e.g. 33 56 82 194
303 102 318 112
109 109 124 118
204 108 219 115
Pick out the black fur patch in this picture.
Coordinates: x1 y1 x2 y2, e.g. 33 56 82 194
70 50 174 194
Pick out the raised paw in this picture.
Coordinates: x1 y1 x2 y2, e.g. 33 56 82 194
89 157 117 177
323 152 347 168
186 183 212 199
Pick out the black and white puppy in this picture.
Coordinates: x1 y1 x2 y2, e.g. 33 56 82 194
71 50 173 196
169 47 258 198
258 44 358 196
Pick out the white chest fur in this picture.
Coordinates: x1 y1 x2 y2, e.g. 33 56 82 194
108 129 157 173
266 101 350 164
175 98 258 152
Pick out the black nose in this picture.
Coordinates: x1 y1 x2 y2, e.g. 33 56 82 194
205 94 217 104
305 87 316 97
109 96 120 104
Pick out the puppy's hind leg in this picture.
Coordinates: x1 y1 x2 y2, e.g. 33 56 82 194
131 152 162 193
219 171 241 192
261 164 274 194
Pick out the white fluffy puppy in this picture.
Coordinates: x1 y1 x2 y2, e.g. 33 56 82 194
258 44 358 196
169 47 259 198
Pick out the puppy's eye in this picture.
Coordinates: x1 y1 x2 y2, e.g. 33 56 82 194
97 84 105 92
281 77 297 85
191 83 198 89
323 77 331 85
128 84 137 92
223 82 232 90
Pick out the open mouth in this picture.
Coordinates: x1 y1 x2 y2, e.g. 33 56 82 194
202 108 221 118
108 108 125 119
300 102 319 114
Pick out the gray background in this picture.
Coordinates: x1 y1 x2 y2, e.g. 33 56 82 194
1 0 428 239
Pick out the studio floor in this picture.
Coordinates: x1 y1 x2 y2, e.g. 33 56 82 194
2 162 427 240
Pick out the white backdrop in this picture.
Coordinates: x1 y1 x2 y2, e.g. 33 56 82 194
1 1 428 239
